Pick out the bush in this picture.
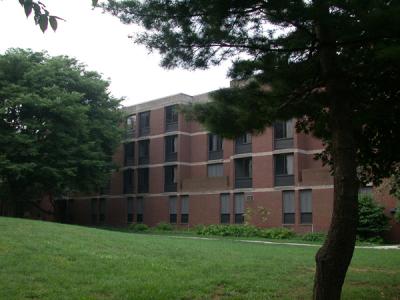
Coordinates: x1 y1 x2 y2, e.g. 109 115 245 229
357 235 385 245
196 224 260 237
301 232 327 242
154 222 174 231
357 194 390 239
129 223 149 232
258 227 295 239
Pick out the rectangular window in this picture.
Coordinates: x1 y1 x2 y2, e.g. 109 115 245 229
220 194 230 224
235 133 252 153
207 163 224 177
99 198 106 224
274 120 294 139
283 191 295 224
235 158 252 188
234 193 245 224
91 198 98 225
275 154 294 175
123 169 134 194
165 135 178 162
138 139 150 165
300 190 312 224
126 115 136 138
169 196 177 224
181 196 189 224
124 142 135 166
165 105 178 131
138 168 149 193
164 165 177 192
136 197 144 223
139 111 150 136
127 197 134 223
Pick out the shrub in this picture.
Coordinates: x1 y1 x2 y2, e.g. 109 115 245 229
196 224 260 237
301 232 327 242
129 223 149 232
357 194 390 239
155 222 174 231
258 227 295 239
357 235 385 245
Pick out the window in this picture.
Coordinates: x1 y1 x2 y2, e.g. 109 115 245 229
220 194 230 224
283 191 295 224
124 142 135 166
136 197 144 223
300 190 312 224
126 115 136 138
127 197 134 223
169 196 177 223
164 165 177 192
274 154 294 186
274 120 293 139
235 157 252 188
165 105 178 131
91 198 98 224
123 169 134 194
234 193 245 224
207 163 224 177
138 139 150 165
235 133 252 153
208 134 223 159
165 135 178 162
181 196 189 224
138 168 149 193
359 186 373 196
139 111 150 136
99 198 106 224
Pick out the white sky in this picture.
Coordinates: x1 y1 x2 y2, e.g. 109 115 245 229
0 0 231 106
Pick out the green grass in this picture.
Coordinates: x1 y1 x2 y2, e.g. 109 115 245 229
0 217 399 300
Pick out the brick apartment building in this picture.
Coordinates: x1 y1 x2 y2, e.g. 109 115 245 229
52 91 400 241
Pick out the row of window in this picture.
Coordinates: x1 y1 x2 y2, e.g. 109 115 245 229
92 190 312 226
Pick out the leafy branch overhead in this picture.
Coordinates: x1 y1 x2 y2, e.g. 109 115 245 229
17 0 100 32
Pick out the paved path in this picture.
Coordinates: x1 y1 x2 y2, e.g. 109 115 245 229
160 234 400 250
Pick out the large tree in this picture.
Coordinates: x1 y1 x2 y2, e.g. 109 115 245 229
103 0 400 299
0 48 122 218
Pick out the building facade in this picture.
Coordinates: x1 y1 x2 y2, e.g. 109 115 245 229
59 92 399 240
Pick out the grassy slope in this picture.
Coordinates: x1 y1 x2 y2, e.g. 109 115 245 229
0 217 399 300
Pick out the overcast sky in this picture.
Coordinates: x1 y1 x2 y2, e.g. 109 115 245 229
0 0 231 106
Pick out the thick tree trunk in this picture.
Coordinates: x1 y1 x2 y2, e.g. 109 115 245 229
312 1 360 299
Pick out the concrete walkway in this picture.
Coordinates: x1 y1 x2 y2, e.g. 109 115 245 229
161 234 400 250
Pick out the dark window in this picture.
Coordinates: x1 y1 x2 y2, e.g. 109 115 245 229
181 196 189 224
220 194 230 224
138 139 150 165
91 198 98 225
169 196 177 224
139 111 150 136
300 190 312 224
127 197 134 223
164 165 177 192
165 105 178 131
207 163 224 177
138 168 149 193
136 197 144 223
99 198 106 224
234 193 245 224
123 169 134 194
235 133 252 153
274 120 294 149
283 191 295 224
126 115 136 138
274 154 294 186
124 142 135 166
235 158 252 188
208 134 223 160
165 135 178 162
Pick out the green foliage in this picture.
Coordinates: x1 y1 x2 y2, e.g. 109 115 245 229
258 227 296 240
0 49 123 215
154 222 174 231
129 223 149 232
301 232 327 242
196 224 260 237
357 195 390 239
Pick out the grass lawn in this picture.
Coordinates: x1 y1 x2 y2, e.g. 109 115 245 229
0 217 399 300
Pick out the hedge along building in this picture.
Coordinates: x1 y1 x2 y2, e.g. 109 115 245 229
58 91 400 241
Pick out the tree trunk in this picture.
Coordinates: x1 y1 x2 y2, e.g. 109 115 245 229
312 1 360 299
